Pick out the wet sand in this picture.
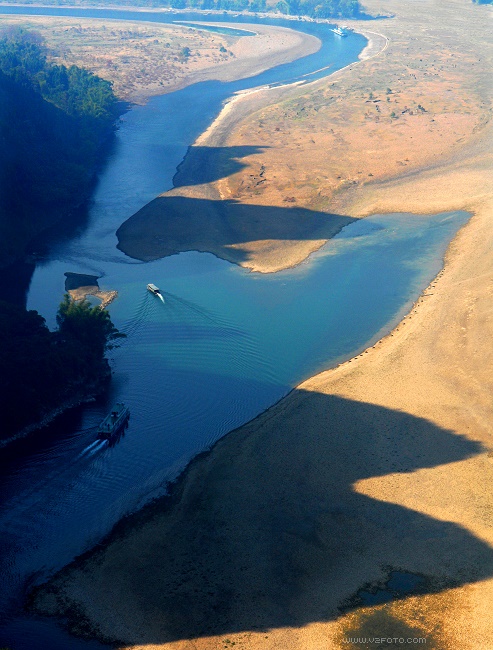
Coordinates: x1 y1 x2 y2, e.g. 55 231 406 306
32 0 493 648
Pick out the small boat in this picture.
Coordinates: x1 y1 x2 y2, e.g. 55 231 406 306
331 26 348 37
147 283 161 295
97 403 130 439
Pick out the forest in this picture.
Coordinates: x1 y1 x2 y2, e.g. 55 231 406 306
0 297 124 440
0 28 122 439
0 27 119 266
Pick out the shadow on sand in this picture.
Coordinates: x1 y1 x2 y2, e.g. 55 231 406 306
32 392 493 646
116 143 357 266
116 195 356 265
172 145 268 188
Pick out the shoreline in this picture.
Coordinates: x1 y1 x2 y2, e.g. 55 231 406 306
22 0 493 647
116 28 377 273
28 208 472 644
0 9 322 104
191 25 387 173
125 21 321 103
0 365 110 449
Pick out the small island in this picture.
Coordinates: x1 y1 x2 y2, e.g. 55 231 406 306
64 272 118 309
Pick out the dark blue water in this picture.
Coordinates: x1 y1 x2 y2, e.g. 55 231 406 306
0 9 468 650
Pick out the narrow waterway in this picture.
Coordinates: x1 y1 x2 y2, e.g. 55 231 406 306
0 9 469 650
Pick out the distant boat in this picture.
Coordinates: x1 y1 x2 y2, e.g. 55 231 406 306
331 26 349 37
147 283 161 295
97 403 130 440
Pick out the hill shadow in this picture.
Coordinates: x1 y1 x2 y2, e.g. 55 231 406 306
32 392 493 646
172 145 268 188
116 195 356 265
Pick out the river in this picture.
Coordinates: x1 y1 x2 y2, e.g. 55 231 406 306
0 8 468 650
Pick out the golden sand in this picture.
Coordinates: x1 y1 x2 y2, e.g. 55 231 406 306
32 1 493 649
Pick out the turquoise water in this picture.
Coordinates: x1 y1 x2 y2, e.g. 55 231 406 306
23 209 468 537
0 9 469 650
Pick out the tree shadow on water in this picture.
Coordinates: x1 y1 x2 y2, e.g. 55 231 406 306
33 392 493 646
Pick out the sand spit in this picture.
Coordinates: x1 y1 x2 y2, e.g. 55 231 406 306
32 1 493 649
116 33 385 273
64 271 118 308
68 286 117 309
175 22 321 90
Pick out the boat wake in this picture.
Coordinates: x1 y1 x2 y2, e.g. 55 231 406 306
87 440 108 455
77 439 108 458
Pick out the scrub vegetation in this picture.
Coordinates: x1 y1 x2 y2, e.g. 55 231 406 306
273 0 361 18
166 0 363 18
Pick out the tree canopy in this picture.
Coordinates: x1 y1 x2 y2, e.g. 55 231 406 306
0 28 119 265
0 297 124 439
164 0 363 16
57 294 125 359
0 26 117 122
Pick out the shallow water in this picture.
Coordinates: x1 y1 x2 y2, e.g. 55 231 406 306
0 9 469 649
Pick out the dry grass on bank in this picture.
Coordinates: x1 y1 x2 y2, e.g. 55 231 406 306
0 16 240 100
115 0 492 272
0 15 319 102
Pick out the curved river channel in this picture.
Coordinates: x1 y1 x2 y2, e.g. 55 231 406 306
0 8 469 649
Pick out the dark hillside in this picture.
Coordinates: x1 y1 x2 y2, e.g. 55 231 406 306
0 297 124 441
0 29 122 440
0 28 119 267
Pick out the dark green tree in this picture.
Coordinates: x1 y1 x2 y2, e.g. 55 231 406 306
0 297 124 439
56 294 125 358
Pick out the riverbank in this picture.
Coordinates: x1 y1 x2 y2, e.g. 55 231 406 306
31 0 493 648
116 0 492 274
0 365 109 449
116 30 373 271
0 14 320 102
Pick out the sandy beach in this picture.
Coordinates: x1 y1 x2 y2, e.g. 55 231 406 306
32 0 493 648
